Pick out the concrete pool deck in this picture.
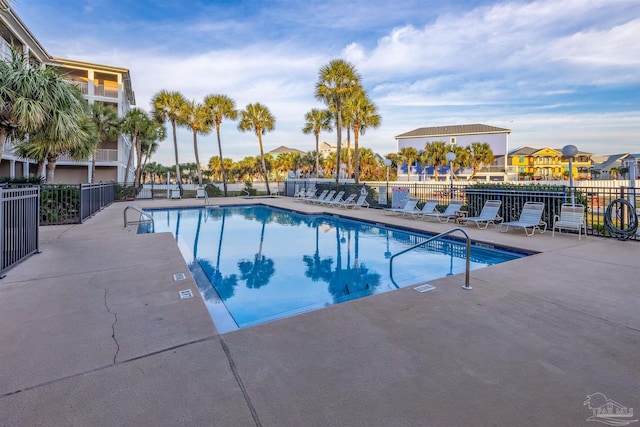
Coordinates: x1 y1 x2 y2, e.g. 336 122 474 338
1 197 639 426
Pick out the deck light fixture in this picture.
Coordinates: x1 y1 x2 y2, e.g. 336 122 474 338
562 145 578 205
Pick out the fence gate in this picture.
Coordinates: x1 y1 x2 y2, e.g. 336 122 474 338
0 187 40 277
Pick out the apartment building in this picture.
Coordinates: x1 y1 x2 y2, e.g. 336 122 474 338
509 146 592 180
0 1 136 183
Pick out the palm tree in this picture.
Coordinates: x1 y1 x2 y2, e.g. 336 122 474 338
237 103 276 194
204 94 238 196
423 141 448 180
451 144 470 179
0 49 54 160
399 147 419 181
178 100 211 186
151 90 186 193
140 121 166 176
121 108 151 185
87 102 119 183
302 108 333 178
238 214 275 289
315 59 361 184
468 142 495 180
350 95 381 183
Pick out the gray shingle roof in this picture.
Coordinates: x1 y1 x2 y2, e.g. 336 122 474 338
395 124 511 139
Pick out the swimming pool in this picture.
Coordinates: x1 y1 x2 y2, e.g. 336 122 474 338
144 205 525 332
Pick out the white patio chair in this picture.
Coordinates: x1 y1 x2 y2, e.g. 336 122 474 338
340 193 370 209
320 190 345 206
409 199 439 220
308 190 334 204
328 193 357 208
500 202 547 236
552 203 586 239
383 198 419 216
422 199 464 223
461 200 503 229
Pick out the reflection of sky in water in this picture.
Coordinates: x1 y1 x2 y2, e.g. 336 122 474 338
149 206 523 331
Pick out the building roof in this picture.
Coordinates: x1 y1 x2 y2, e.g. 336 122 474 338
0 0 52 63
509 146 592 156
395 124 511 139
267 145 306 155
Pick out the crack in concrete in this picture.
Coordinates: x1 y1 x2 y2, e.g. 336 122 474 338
219 337 263 427
91 277 120 364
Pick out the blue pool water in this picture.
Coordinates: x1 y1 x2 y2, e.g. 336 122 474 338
144 205 525 332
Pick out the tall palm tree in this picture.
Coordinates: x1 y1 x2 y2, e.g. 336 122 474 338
88 102 119 183
350 95 381 183
302 108 333 178
140 121 166 175
399 147 419 182
315 59 361 184
120 108 151 185
468 142 495 180
451 144 470 179
0 49 53 160
178 100 211 186
12 76 97 183
151 90 186 193
237 103 276 194
423 141 448 180
204 94 238 196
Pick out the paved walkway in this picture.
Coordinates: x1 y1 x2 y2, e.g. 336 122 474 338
1 197 639 426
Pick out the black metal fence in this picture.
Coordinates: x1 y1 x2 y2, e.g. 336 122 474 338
284 180 639 240
40 183 115 225
1 186 40 277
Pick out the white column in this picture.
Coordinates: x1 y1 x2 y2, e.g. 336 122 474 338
88 165 92 183
88 70 95 96
9 159 15 179
23 161 29 178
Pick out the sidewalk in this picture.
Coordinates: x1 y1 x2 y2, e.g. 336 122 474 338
1 198 639 426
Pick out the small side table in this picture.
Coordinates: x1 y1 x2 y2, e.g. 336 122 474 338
454 210 468 225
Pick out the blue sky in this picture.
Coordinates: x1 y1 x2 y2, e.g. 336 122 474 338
12 0 640 165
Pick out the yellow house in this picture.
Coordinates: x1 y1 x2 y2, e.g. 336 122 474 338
509 147 592 180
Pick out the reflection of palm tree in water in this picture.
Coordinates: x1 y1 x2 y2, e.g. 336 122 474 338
328 226 380 302
193 209 238 301
238 215 275 289
303 221 333 283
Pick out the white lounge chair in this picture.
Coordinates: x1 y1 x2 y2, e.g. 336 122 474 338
340 193 370 210
293 188 309 198
328 193 356 208
422 199 464 223
309 190 334 204
302 189 327 203
500 201 547 236
294 188 316 201
383 198 419 216
321 190 345 206
461 200 503 229
552 203 586 239
408 199 438 220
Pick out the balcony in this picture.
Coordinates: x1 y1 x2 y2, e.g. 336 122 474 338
94 84 119 99
57 149 118 163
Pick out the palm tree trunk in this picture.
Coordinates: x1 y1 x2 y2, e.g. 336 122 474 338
91 150 97 183
125 135 135 184
346 125 351 178
354 128 360 184
335 101 342 184
171 120 182 193
135 140 144 187
45 154 57 183
315 132 320 178
0 128 7 162
257 134 270 194
216 125 228 196
193 130 203 186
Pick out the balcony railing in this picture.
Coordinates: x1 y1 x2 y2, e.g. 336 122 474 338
57 149 118 163
68 80 89 94
94 84 119 98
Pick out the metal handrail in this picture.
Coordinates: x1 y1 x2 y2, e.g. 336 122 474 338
389 227 472 290
124 205 154 232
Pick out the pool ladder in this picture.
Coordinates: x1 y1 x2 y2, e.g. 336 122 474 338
124 205 154 233
389 227 472 290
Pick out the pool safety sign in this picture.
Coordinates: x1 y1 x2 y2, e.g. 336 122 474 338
391 187 410 209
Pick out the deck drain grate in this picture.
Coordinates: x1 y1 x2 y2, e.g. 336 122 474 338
173 273 186 281
414 284 435 293
179 289 193 299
